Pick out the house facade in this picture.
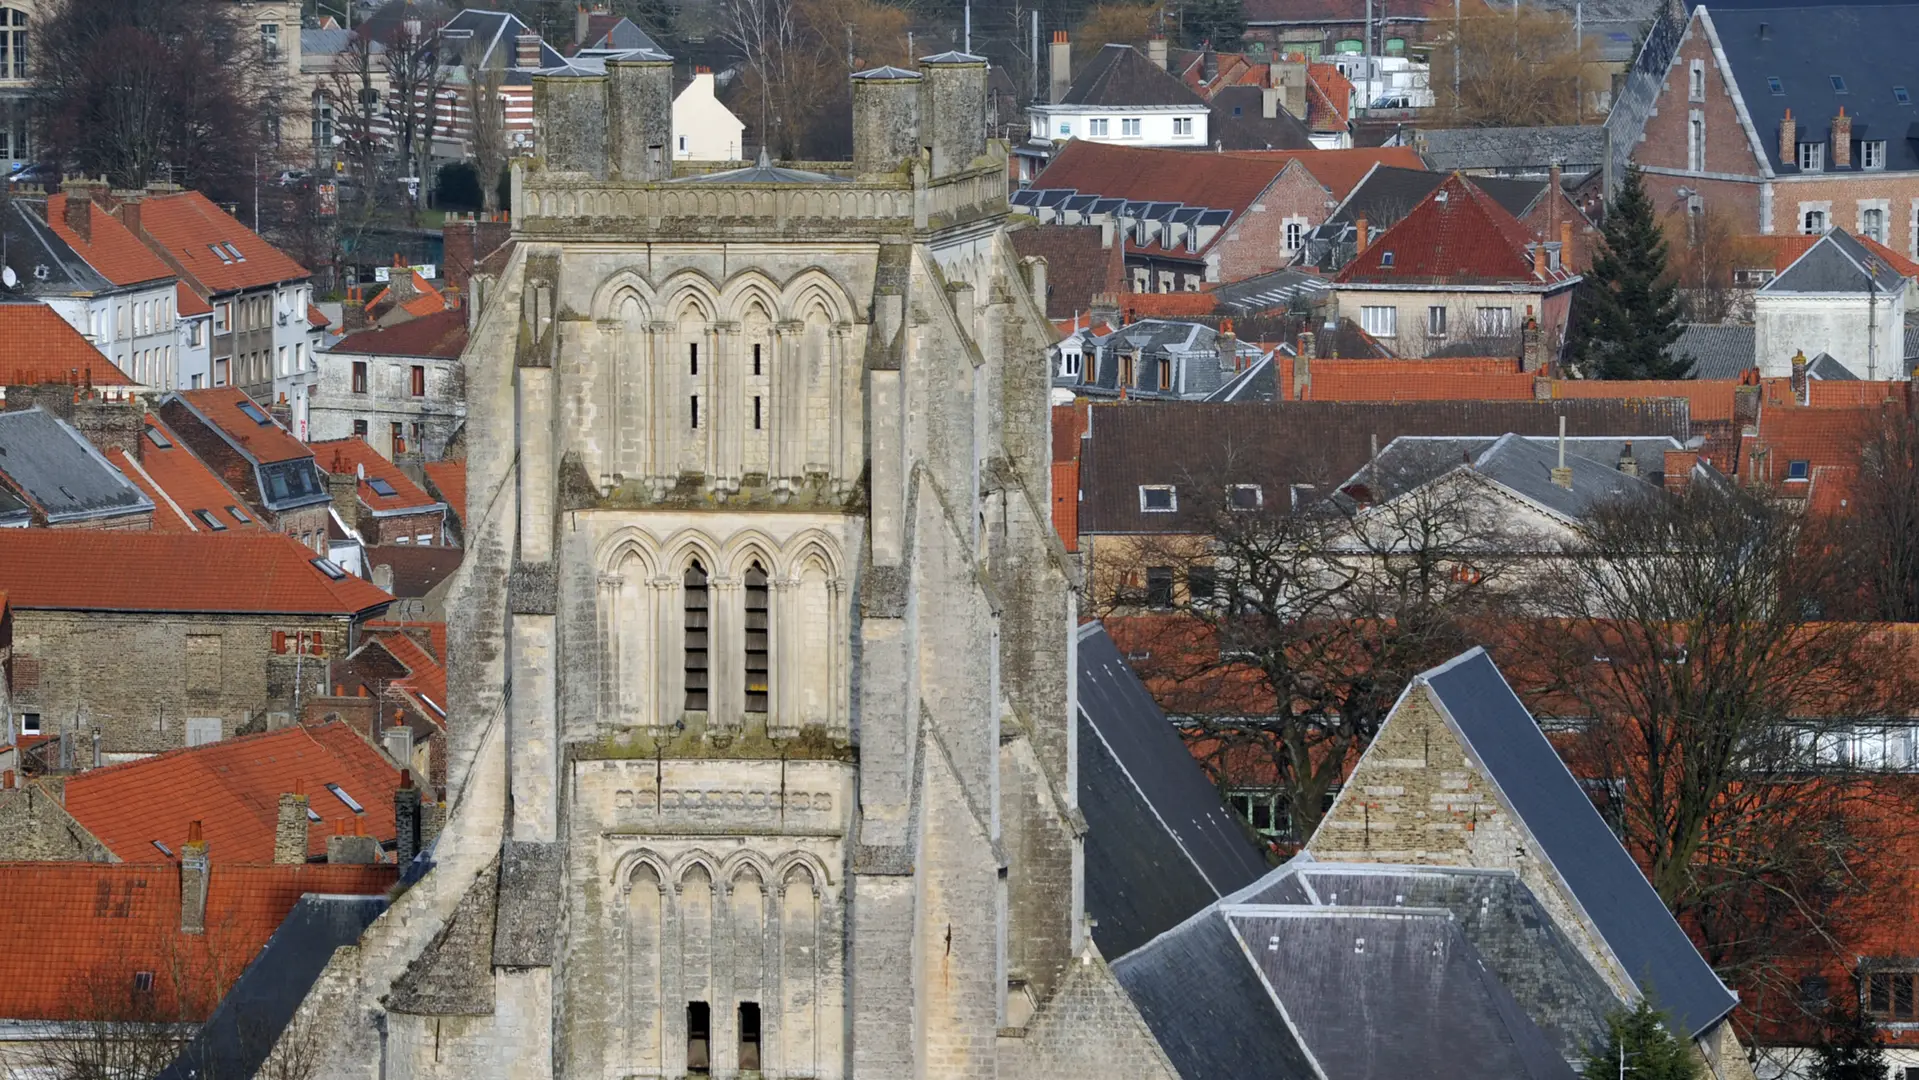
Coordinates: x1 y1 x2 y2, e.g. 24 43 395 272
312 308 468 460
156 388 333 550
673 68 745 161
0 0 30 177
1021 39 1211 180
1752 229 1910 379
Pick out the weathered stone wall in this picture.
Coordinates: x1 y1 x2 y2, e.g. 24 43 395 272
0 780 114 861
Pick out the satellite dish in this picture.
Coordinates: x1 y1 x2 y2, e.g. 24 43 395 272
1 266 16 289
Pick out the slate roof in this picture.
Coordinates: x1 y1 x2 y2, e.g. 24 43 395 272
439 8 570 69
1416 648 1741 1037
1077 623 1269 959
574 13 662 52
1806 351 1859 380
0 531 393 616
1762 229 1909 294
1523 0 1667 60
1667 323 1756 379
0 862 396 1022
1417 126 1609 173
1335 174 1577 287
62 722 404 864
1057 44 1206 108
1209 86 1316 151
1 201 112 302
1210 268 1332 314
671 148 849 185
0 408 153 525
1226 146 1428 200
1605 0 1689 185
1079 399 1694 534
1705 4 1919 175
0 302 135 387
1333 165 1546 230
1339 433 1678 522
0 486 27 528
134 191 309 294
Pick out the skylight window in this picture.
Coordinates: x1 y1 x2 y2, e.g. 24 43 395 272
311 558 347 580
237 400 271 424
1831 75 1847 93
367 477 399 497
224 243 246 262
145 426 172 449
1767 76 1784 95
193 509 228 531
227 505 252 524
305 806 322 822
152 840 174 857
209 244 233 264
326 782 365 813
1898 86 1912 104
1381 251 1395 266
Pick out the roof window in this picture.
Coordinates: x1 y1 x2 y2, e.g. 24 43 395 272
305 805 322 822
133 972 155 993
1767 76 1783 95
1380 251 1395 266
1830 75 1847 93
237 400 272 425
1787 460 1810 481
151 840 174 857
311 558 348 580
1898 86 1912 104
225 243 246 262
326 782 365 813
367 477 399 497
193 509 228 531
209 244 233 265
227 505 252 524
1139 484 1177 512
145 425 172 449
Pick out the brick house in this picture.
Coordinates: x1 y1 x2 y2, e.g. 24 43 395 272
103 413 262 534
309 308 468 461
156 387 332 551
1332 174 1581 359
1622 2 1919 252
0 530 392 756
311 437 450 547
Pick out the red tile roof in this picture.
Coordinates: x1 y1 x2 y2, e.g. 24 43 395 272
308 303 331 329
176 282 212 317
1549 379 1741 423
1225 147 1427 201
0 531 393 615
0 861 394 1021
1335 173 1575 287
63 722 404 864
131 191 308 294
44 194 175 287
1304 63 1354 133
1033 141 1293 220
1052 401 1091 463
105 414 259 533
0 302 135 387
366 619 448 662
420 459 466 523
1052 461 1080 553
1116 292 1221 318
311 438 440 514
372 630 448 718
1748 233 1919 278
1759 377 1911 410
367 271 448 320
328 308 470 359
1300 370 1538 401
1743 403 1888 488
172 387 312 465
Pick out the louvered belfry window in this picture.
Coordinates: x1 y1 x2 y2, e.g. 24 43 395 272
684 562 710 711
744 563 770 713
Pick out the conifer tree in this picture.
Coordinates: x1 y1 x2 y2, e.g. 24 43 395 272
1569 167 1691 380
1810 992 1889 1080
1580 998 1699 1080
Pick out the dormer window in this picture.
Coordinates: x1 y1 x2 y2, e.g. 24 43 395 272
1863 141 1887 170
1798 142 1824 171
1139 485 1176 512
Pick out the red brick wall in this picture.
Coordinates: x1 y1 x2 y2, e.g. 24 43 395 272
1215 164 1339 283
369 510 445 546
1634 14 1766 227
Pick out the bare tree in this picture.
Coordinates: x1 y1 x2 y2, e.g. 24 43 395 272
722 0 909 158
1834 409 1919 622
1665 206 1765 324
463 66 510 213
378 17 449 221
1429 8 1606 127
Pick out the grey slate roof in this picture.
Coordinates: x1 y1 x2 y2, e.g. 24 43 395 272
2 200 113 300
1905 323 1919 361
439 9 570 69
1604 0 1688 187
0 408 153 525
1339 433 1677 522
1058 44 1207 108
1705 4 1919 175
1418 648 1740 1037
672 148 849 184
852 65 920 80
919 50 987 65
1077 623 1270 959
1806 351 1859 379
1064 318 1259 401
0 486 26 528
1417 125 1609 173
1210 268 1332 315
1209 86 1315 151
1667 323 1755 379
1763 228 1909 294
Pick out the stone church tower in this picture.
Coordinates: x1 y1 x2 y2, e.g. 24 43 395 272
281 54 1171 1080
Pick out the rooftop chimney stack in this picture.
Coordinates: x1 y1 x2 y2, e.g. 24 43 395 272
1790 348 1809 403
1355 215 1369 254
1148 35 1168 70
1664 449 1698 492
395 769 423 867
1551 416 1573 489
1216 318 1237 372
1273 55 1308 120
1780 108 1796 165
62 183 94 244
327 817 380 865
1050 31 1071 104
1521 309 1544 372
180 821 209 934
1292 335 1315 399
515 32 543 70
1617 441 1638 477
274 784 309 865
575 4 592 47
1832 106 1852 168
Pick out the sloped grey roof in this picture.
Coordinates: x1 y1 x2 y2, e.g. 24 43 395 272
2 200 113 299
1419 649 1740 1038
1668 322 1755 379
1209 86 1315 151
1806 351 1859 380
0 485 26 527
1077 623 1270 959
1418 126 1608 172
1211 268 1331 315
1763 228 1907 294
1604 0 1688 187
671 148 849 184
0 408 153 524
439 8 569 69
919 50 987 65
1059 44 1206 108
852 65 921 80
1343 433 1677 521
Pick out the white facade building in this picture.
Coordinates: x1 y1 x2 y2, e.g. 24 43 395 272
673 69 745 160
1753 229 1910 380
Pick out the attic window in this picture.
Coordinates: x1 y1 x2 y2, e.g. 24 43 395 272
305 806 322 822
193 509 228 531
1787 459 1810 481
146 426 172 449
152 840 174 857
1898 86 1912 104
1830 75 1847 93
1766 76 1783 95
311 558 348 580
325 782 365 813
225 243 246 262
1139 484 1177 512
210 245 233 264
227 505 252 524
1380 251 1395 266
133 972 155 993
367 478 399 497
237 400 271 425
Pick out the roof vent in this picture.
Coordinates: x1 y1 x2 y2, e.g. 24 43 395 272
1758 20 1770 38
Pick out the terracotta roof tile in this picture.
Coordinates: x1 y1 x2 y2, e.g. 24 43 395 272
0 302 135 387
176 283 212 317
0 530 392 615
172 387 312 465
1549 379 1741 423
0 861 394 1021
311 438 439 514
1759 377 1911 410
1299 371 1538 401
1116 291 1220 318
131 191 308 294
1745 402 1889 487
327 309 470 359
1749 233 1919 278
372 630 448 717
1011 225 1124 320
1052 461 1080 552
106 414 259 533
308 303 331 329
1335 173 1574 287
1052 401 1090 462
421 460 466 523
44 194 175 287
63 722 404 864
1224 146 1426 200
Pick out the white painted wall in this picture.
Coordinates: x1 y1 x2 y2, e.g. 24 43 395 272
673 71 745 161
1754 290 1908 379
1027 105 1208 148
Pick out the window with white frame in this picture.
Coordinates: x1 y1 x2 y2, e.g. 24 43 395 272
1803 209 1827 234
1863 140 1887 169
1864 207 1887 243
1058 347 1081 377
1131 267 1150 291
1476 307 1514 337
1172 116 1193 136
1121 117 1141 136
1689 59 1705 101
1799 142 1824 171
1427 306 1447 337
1139 485 1177 512
1359 305 1397 337
1088 118 1108 136
1285 220 1303 251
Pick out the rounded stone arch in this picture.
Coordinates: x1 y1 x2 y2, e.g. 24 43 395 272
590 270 659 322
611 848 673 894
778 269 854 326
780 530 845 579
720 272 782 326
772 850 834 892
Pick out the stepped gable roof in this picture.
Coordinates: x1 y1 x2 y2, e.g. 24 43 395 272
1410 649 1741 1036
1056 44 1203 108
133 190 308 293
105 414 258 533
1763 228 1911 294
0 861 395 1022
329 308 470 359
63 721 404 864
1076 622 1269 959
43 193 175 286
421 459 467 522
0 408 151 525
0 302 135 386
169 387 312 465
312 438 441 515
0 531 393 616
1336 173 1576 287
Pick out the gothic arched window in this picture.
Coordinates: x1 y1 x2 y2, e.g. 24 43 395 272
744 563 769 713
684 562 709 711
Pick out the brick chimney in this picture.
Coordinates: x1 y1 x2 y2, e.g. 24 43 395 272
1560 220 1575 268
395 769 423 866
326 817 380 864
342 287 369 333
1049 31 1071 105
1832 107 1852 168
1355 215 1369 254
515 32 543 70
62 184 94 244
180 820 210 934
1147 35 1168 70
1292 336 1314 399
1663 449 1698 492
1780 108 1796 164
1790 348 1809 403
274 783 310 865
1521 311 1544 372
327 453 362 523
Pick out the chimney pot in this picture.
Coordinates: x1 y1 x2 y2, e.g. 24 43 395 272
1832 107 1853 168
1049 31 1072 105
1355 215 1369 254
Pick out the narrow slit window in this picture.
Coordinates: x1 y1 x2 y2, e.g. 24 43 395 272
738 1002 762 1070
690 395 700 430
744 563 769 713
689 343 699 376
686 1001 711 1073
752 342 762 375
684 563 709 711
753 395 763 430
